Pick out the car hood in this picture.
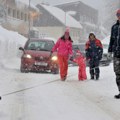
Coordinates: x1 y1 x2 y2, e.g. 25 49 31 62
24 50 57 58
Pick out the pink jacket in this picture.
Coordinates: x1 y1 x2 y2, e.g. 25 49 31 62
52 38 73 56
73 52 86 66
73 56 86 66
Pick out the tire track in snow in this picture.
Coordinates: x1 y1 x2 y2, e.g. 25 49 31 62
1 74 77 97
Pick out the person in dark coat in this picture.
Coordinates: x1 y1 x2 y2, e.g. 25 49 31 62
85 33 103 80
108 9 120 99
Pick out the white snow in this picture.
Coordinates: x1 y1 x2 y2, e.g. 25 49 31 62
40 4 82 29
0 26 27 69
0 27 120 120
102 35 110 44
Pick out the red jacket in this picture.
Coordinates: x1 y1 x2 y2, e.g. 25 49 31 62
73 53 86 66
85 39 103 50
85 39 103 60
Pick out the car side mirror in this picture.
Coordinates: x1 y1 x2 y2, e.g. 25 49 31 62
19 47 24 51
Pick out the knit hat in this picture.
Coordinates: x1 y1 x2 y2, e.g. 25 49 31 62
76 51 82 56
65 27 70 34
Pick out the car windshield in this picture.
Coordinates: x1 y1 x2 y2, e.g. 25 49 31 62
25 40 54 51
79 44 85 51
73 45 79 51
73 44 85 52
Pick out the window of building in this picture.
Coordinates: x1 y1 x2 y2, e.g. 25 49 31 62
21 12 24 20
17 10 20 19
8 7 12 16
13 9 16 18
25 13 28 21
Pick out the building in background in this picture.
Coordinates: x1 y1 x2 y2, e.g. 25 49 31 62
0 0 40 37
55 1 99 41
34 4 83 43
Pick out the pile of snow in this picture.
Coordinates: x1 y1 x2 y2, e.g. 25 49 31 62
0 26 27 68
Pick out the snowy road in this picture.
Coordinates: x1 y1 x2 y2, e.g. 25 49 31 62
0 59 120 120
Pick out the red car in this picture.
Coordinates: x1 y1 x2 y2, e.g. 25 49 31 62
19 38 59 74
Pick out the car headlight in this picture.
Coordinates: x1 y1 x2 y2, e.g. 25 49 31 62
23 54 32 59
51 56 58 61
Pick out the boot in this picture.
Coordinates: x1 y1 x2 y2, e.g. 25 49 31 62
95 73 99 80
114 94 120 99
96 75 99 80
91 75 94 80
61 75 67 81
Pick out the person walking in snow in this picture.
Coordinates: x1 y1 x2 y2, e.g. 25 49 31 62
85 33 103 80
108 9 120 99
70 51 87 81
51 28 73 81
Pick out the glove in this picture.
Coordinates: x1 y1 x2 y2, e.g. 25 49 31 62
107 52 112 60
69 56 73 61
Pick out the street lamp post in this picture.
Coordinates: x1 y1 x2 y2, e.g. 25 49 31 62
28 0 31 39
65 12 66 27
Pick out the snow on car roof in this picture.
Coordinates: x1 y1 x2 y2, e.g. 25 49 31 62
40 4 82 29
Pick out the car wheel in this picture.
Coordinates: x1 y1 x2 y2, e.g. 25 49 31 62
51 68 59 74
20 66 29 73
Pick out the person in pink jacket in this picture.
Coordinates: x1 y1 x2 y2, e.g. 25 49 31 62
70 51 87 80
51 28 73 81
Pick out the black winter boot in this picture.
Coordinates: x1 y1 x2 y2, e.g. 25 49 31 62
96 75 99 80
91 75 94 80
114 94 120 99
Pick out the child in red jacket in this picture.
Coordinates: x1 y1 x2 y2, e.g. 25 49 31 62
70 51 87 81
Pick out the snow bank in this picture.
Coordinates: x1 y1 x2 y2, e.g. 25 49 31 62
0 26 27 68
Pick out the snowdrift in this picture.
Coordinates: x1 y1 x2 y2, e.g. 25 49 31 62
0 26 27 68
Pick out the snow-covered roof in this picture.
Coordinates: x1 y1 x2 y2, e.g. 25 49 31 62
55 0 98 11
40 4 82 29
84 22 96 28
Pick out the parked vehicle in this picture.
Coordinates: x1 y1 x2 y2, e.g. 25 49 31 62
19 38 59 74
69 43 111 66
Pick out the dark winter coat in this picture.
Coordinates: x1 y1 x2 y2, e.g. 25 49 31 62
85 39 103 61
108 20 120 58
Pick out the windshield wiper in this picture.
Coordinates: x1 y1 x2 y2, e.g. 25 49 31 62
39 49 50 51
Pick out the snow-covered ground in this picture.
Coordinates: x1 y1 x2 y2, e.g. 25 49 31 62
0 26 120 120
